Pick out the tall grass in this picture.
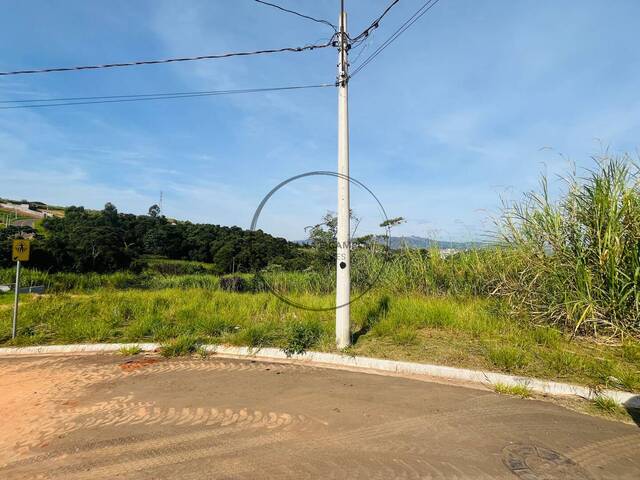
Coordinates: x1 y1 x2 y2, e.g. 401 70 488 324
2 155 636 339
3 288 638 391
497 155 640 336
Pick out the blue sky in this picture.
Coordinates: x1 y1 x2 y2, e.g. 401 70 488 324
1 0 639 241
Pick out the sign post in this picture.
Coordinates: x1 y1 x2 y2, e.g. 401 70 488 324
11 239 30 339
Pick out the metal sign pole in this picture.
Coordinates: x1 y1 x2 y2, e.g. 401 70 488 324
12 259 20 339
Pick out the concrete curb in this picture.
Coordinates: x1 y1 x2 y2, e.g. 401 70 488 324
1 343 638 408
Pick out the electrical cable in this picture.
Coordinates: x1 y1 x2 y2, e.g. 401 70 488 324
0 83 334 109
253 0 337 31
0 38 337 76
350 0 440 78
350 0 400 44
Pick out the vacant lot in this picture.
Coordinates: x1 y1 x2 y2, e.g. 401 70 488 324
2 288 639 393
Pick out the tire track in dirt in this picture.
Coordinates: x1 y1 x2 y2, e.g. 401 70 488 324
5 393 531 479
0 356 308 461
569 433 640 466
13 398 307 455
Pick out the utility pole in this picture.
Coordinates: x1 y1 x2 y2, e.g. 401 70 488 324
336 0 351 348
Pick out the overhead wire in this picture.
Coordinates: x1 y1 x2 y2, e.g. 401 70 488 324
0 38 337 76
0 83 334 109
253 0 337 31
350 0 441 78
350 0 401 45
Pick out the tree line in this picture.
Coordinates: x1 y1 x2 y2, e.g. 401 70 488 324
1 203 305 274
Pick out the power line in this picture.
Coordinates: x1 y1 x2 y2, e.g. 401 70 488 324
0 39 337 77
0 84 334 104
253 0 337 31
351 0 441 78
0 83 334 109
350 0 401 44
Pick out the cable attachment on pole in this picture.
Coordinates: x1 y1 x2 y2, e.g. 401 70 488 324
336 9 350 88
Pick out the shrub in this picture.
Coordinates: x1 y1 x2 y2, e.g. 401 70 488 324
282 320 323 356
220 275 249 292
160 335 201 357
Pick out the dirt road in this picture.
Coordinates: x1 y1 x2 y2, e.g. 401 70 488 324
0 354 638 479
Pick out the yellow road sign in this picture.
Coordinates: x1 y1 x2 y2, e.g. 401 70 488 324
12 239 30 262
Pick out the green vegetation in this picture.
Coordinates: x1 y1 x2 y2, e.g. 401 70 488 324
497 155 640 336
1 155 639 397
1 202 302 273
160 335 201 357
118 345 142 356
493 383 532 398
591 395 624 415
2 288 638 392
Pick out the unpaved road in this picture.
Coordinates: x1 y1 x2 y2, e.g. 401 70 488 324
0 354 638 479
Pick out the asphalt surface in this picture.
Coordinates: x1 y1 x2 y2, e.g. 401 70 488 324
0 354 638 479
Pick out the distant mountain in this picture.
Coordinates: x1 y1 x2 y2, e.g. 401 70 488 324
378 236 484 250
296 235 486 250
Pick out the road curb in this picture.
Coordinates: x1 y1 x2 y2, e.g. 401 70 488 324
1 343 638 408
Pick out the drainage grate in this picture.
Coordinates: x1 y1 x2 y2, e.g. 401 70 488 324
502 444 592 480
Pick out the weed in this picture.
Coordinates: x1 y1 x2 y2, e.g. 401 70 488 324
592 395 623 415
610 368 640 391
196 346 210 358
392 328 418 346
235 322 279 348
494 382 532 398
119 345 142 356
621 342 640 363
281 319 323 357
530 326 561 347
486 346 527 372
160 335 200 357
544 350 583 376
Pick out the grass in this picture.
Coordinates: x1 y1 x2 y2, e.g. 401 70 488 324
160 335 201 357
497 155 640 336
486 346 528 372
2 288 638 392
494 382 532 398
118 345 142 356
591 395 624 415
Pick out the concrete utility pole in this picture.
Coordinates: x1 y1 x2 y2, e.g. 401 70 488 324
336 0 351 348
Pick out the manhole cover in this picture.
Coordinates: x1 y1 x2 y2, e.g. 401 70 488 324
502 444 592 480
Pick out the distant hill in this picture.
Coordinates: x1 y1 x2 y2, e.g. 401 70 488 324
382 236 484 250
297 235 487 250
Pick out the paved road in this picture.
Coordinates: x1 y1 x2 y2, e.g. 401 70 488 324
0 354 638 479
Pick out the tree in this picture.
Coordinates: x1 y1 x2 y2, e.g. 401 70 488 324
148 204 161 218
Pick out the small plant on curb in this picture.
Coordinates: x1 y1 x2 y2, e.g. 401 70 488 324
196 346 210 358
494 382 532 398
592 395 623 415
160 335 201 357
281 320 322 357
119 345 142 356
